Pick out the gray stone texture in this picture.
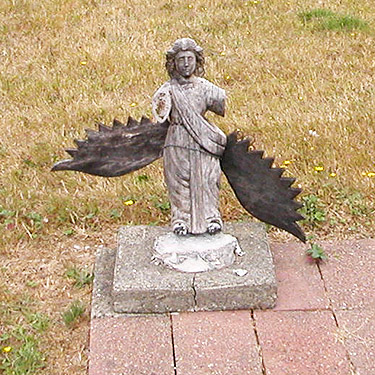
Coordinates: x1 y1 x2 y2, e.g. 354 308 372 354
153 232 240 273
194 222 277 311
107 222 276 314
113 225 195 313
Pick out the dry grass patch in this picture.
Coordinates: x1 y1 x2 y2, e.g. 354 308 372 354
1 0 375 373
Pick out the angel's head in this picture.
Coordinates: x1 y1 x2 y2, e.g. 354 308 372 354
166 38 205 79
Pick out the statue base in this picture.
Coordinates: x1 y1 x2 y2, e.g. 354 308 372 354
91 222 277 316
152 232 243 273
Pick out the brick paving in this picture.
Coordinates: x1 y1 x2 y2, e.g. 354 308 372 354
89 239 375 375
172 311 262 375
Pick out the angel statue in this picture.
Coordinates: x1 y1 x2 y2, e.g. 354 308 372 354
52 38 306 243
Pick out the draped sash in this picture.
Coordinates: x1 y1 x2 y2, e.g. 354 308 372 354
170 79 227 157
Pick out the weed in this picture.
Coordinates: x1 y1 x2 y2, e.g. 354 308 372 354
84 208 98 220
25 280 38 288
300 8 369 32
300 9 335 22
300 194 326 226
344 192 371 217
25 312 49 333
25 212 43 231
154 201 171 212
109 208 121 219
135 174 149 183
306 243 327 261
63 228 74 236
0 207 16 226
62 300 86 327
0 327 46 375
65 266 94 288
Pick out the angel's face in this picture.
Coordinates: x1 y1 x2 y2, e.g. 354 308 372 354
175 50 196 78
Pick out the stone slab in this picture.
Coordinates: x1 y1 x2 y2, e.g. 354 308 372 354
172 311 263 375
91 247 118 318
113 225 195 313
89 315 174 375
194 222 277 311
335 309 375 374
319 239 375 310
111 222 276 313
270 242 329 311
254 310 351 375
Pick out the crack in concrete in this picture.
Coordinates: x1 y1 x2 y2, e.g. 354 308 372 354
169 314 178 375
251 310 267 375
192 274 197 311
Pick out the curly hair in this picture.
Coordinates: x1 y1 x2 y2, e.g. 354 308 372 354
166 38 205 78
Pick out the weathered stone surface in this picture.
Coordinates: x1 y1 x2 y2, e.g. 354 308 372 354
153 232 240 273
91 247 119 318
335 309 375 374
107 222 276 313
172 311 263 375
271 242 329 311
255 310 352 375
89 316 174 375
113 225 195 313
194 222 277 311
319 239 375 310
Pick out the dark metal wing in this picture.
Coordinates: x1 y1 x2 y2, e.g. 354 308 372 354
52 117 169 177
221 132 306 242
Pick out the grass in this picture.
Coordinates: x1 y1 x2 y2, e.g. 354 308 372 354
300 194 326 227
0 328 46 375
0 295 47 374
65 266 94 288
1 0 375 373
300 9 369 32
62 301 86 328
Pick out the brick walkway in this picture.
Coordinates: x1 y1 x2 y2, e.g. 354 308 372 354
89 239 375 375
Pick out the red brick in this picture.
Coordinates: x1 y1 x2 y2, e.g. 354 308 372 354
319 239 375 309
89 316 174 375
172 310 262 375
254 310 351 375
335 309 375 373
271 242 329 311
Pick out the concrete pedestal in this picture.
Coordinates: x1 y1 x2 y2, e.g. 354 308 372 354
91 222 277 316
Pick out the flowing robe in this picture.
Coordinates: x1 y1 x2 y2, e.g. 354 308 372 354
153 77 226 234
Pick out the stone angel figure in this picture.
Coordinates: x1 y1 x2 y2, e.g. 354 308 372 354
52 38 306 242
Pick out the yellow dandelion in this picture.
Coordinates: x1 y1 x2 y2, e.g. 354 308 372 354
283 160 291 166
80 61 87 65
329 172 337 177
130 102 137 107
225 75 231 81
220 51 226 56
367 172 375 178
188 4 193 9
2 346 12 353
124 199 135 206
361 172 367 176
298 96 303 100
314 166 324 172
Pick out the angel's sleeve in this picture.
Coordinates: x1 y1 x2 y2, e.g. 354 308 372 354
206 81 226 117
